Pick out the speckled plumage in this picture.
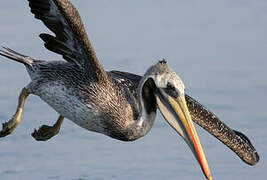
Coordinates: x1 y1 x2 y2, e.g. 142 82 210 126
24 60 144 141
108 71 259 165
0 0 259 169
185 95 259 165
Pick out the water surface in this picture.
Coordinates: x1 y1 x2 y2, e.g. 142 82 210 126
0 1 266 180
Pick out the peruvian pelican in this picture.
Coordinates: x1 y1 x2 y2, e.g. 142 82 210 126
0 0 259 179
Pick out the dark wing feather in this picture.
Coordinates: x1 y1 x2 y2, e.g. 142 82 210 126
28 0 108 82
109 70 259 166
109 70 141 94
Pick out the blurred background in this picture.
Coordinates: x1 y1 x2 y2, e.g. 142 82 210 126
0 0 266 179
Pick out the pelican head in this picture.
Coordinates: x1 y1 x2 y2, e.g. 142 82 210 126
139 60 212 180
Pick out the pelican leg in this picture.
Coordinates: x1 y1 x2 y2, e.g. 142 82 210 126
31 115 64 141
0 88 29 137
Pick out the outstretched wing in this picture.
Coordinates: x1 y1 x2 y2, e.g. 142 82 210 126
109 70 259 166
28 0 108 81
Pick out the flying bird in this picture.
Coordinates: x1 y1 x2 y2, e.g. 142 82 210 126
0 0 259 179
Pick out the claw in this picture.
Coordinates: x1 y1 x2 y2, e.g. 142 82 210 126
0 124 11 137
0 121 18 137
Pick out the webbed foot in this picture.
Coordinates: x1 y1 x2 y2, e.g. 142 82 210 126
32 125 59 141
0 119 19 137
31 115 64 141
0 88 29 138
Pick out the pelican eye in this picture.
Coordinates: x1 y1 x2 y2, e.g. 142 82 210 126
163 82 179 98
167 82 175 91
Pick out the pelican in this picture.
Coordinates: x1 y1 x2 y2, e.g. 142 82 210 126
0 0 259 179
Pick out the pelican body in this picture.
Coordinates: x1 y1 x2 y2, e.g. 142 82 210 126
0 0 259 179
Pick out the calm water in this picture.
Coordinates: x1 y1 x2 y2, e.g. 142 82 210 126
0 1 267 180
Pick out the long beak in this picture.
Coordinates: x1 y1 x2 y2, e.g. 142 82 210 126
156 94 212 180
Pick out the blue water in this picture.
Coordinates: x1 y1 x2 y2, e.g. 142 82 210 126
0 1 266 180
